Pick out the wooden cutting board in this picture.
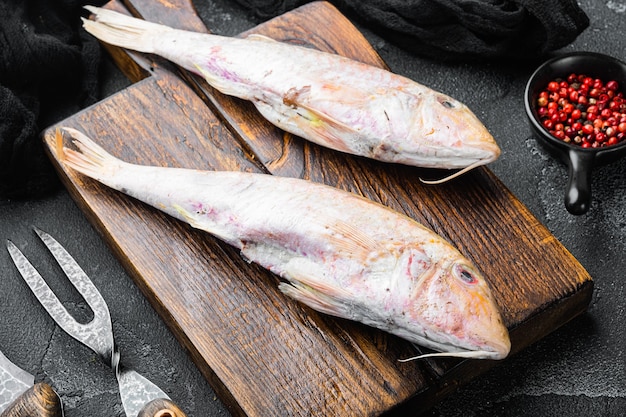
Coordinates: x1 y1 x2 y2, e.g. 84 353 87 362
42 0 593 415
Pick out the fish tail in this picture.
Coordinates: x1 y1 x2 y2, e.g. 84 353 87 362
82 6 170 53
60 127 125 182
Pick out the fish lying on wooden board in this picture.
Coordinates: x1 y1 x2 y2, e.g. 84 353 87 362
82 6 500 183
56 127 510 360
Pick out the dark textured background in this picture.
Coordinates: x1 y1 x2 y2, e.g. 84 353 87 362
1 0 625 416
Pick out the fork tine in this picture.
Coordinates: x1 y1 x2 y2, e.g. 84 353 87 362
6 229 116 366
7 240 76 333
33 227 111 326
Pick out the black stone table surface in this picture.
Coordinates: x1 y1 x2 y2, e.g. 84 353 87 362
1 0 624 416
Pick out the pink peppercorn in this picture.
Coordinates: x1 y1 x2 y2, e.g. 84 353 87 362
537 73 626 148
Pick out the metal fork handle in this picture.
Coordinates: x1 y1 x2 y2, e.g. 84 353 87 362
6 233 115 367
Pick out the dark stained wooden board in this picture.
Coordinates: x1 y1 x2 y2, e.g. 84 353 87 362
41 1 594 416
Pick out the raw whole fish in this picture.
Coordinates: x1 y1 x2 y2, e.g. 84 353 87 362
82 6 500 181
57 127 510 360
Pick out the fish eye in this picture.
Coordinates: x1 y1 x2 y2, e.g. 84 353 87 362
437 96 456 109
454 265 478 285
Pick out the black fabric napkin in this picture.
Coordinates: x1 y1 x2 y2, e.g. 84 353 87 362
0 0 105 199
234 0 589 60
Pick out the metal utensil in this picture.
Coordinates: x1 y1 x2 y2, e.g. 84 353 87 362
0 349 62 417
7 227 187 417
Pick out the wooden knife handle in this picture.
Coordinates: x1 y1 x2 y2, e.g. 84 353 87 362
0 382 62 417
137 398 187 417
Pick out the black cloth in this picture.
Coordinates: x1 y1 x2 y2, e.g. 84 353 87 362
0 0 106 199
233 0 589 60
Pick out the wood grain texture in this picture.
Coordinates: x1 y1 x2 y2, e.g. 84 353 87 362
42 1 593 416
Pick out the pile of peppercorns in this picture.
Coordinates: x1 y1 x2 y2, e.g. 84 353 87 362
536 73 626 148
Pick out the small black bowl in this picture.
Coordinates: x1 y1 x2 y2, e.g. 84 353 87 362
525 52 626 215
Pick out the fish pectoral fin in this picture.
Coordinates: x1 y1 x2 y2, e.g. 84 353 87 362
253 98 356 154
326 218 381 261
293 109 356 153
280 87 360 153
279 258 353 318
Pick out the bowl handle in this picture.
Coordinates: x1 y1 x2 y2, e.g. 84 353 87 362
564 149 595 215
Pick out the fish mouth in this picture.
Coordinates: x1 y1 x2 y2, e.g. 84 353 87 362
419 155 496 184
431 338 509 360
418 139 501 184
461 135 501 167
476 140 501 164
393 324 511 360
426 95 502 164
398 338 510 361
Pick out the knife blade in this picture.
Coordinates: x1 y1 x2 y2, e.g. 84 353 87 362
0 349 62 417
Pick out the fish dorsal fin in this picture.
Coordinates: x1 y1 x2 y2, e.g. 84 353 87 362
245 33 277 43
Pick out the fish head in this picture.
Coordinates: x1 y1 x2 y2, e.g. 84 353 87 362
394 246 510 360
404 92 501 170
